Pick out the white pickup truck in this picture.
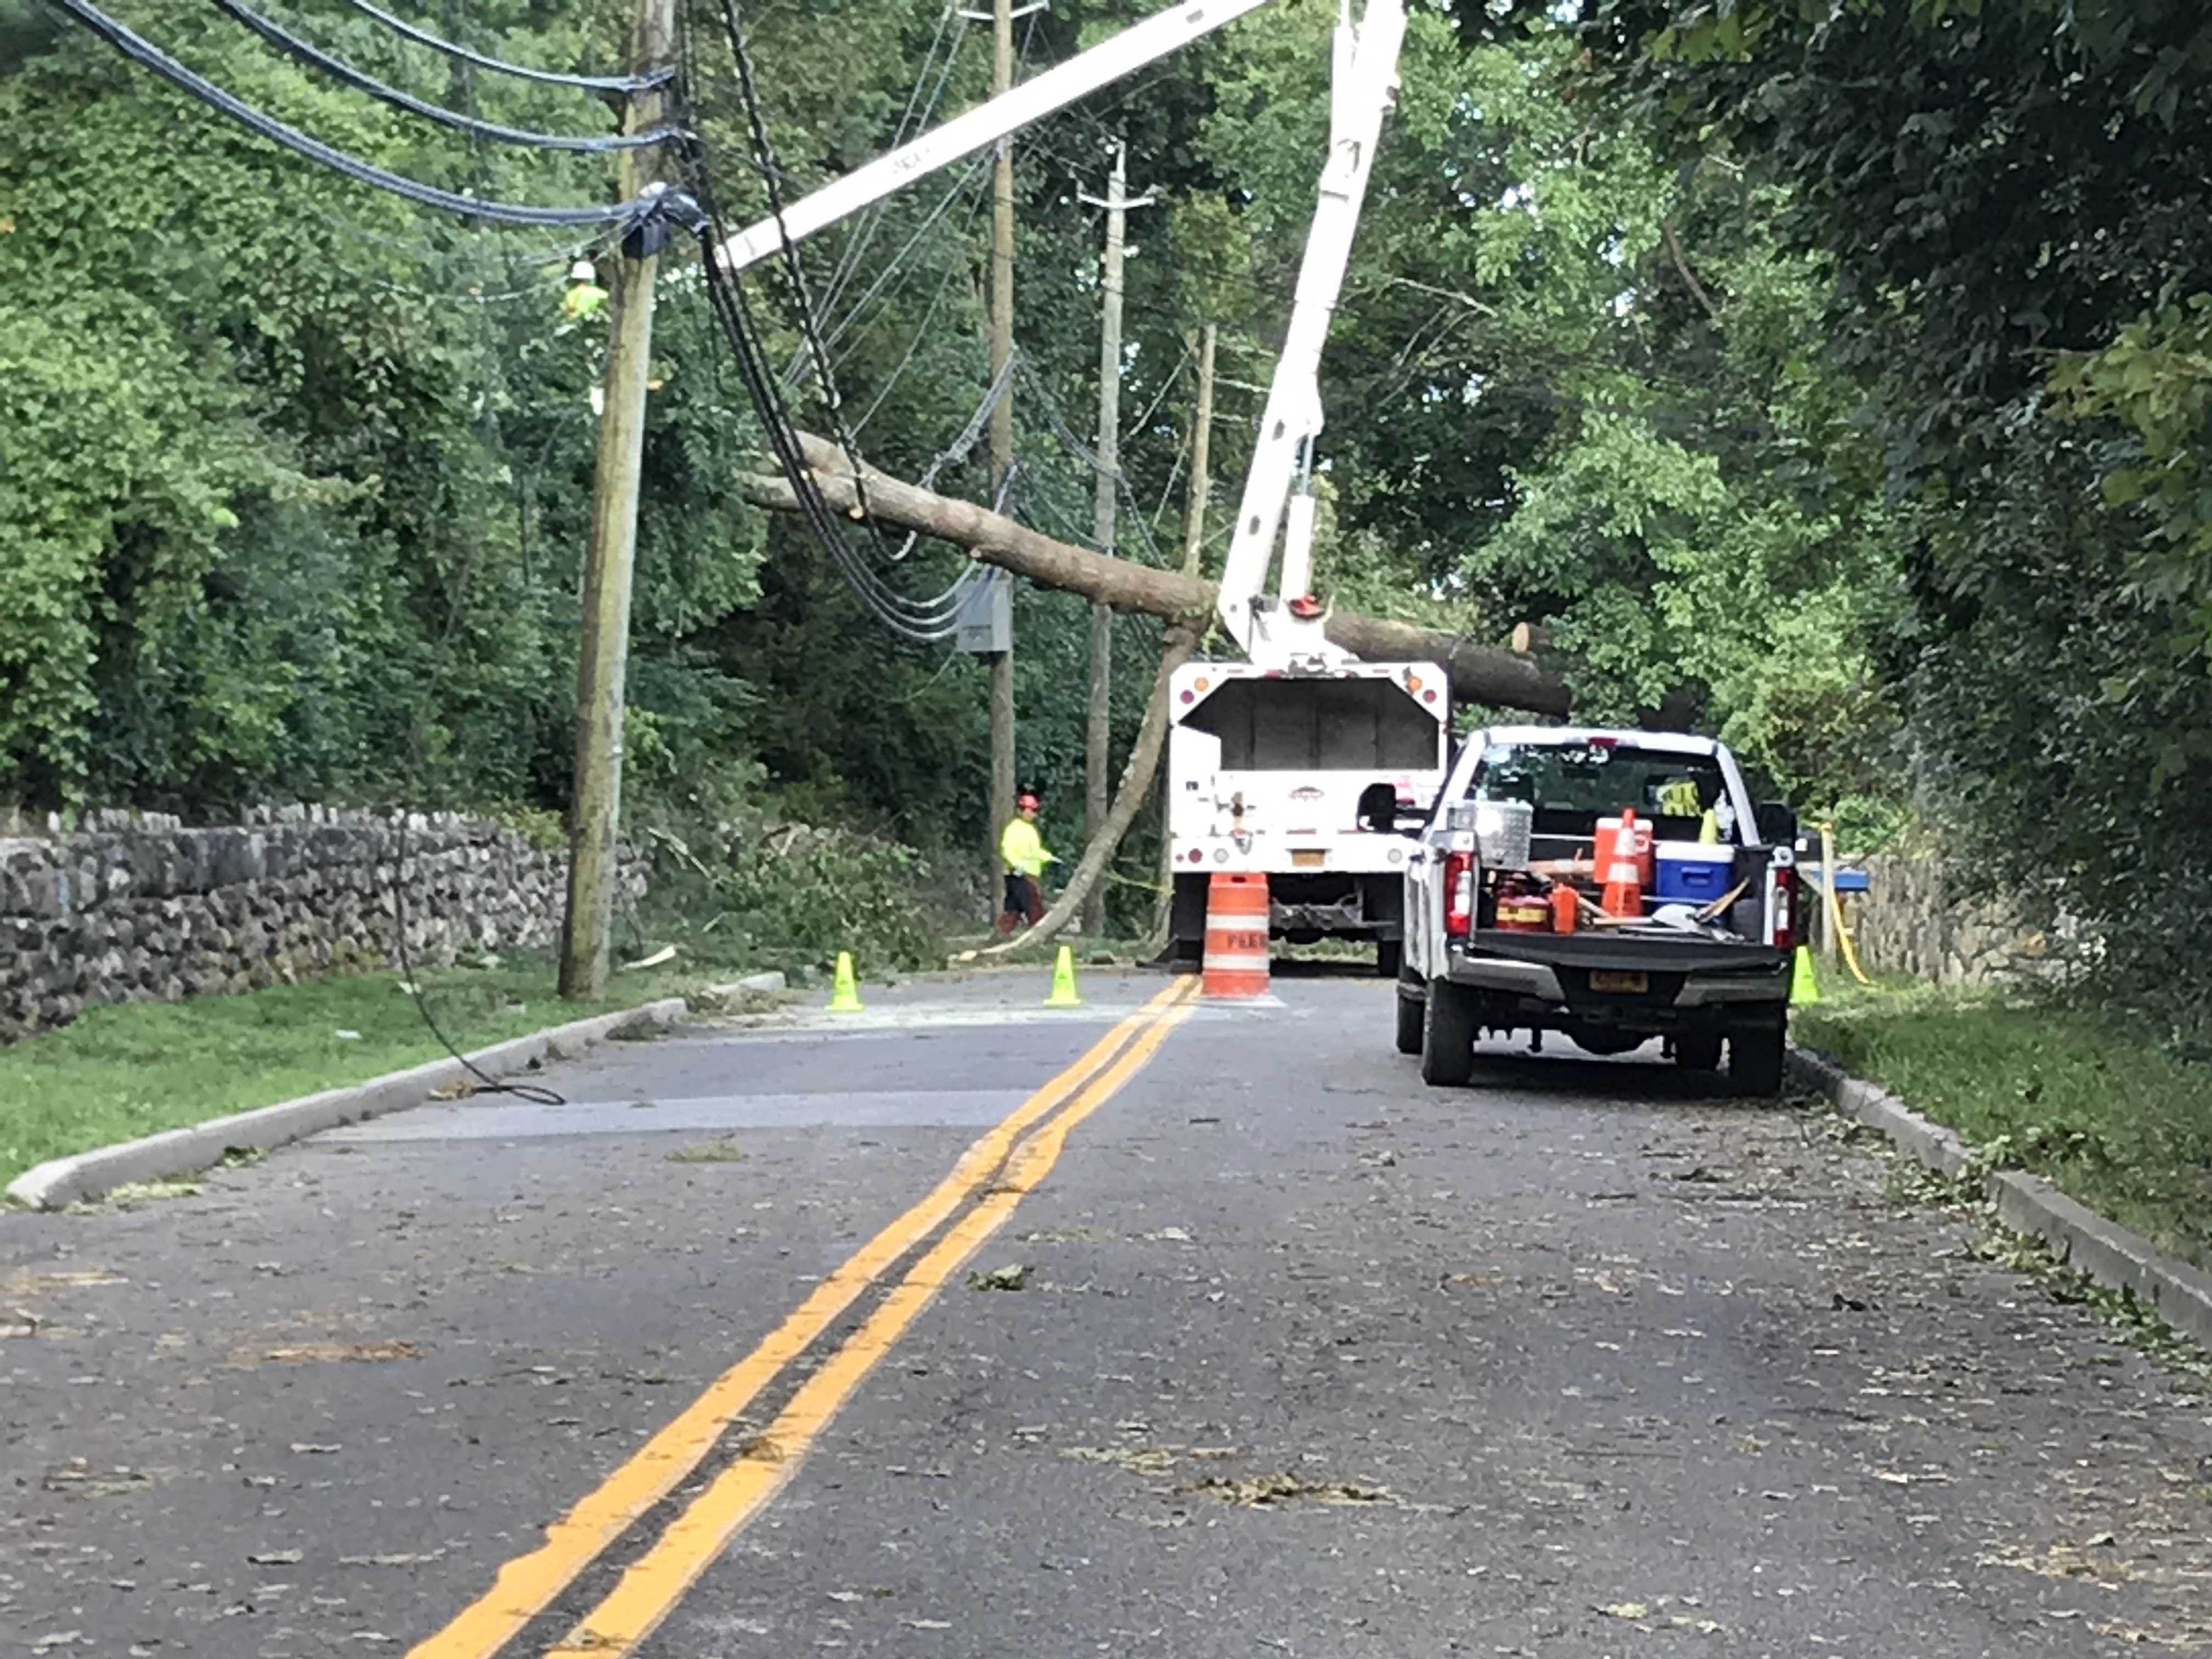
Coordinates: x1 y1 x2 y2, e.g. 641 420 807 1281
1397 727 1802 1095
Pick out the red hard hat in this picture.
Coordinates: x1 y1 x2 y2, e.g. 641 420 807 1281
1018 793 1040 810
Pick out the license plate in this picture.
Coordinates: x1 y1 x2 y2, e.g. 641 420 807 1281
1291 849 1325 868
1589 969 1649 994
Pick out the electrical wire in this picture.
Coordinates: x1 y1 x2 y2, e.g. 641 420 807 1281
874 353 1014 561
48 0 681 228
337 0 672 92
691 189 984 641
821 157 989 366
710 0 898 564
812 1 969 336
849 239 977 435
388 816 565 1105
213 0 682 151
1015 358 1164 563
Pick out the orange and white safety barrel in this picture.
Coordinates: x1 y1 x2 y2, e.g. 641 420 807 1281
1201 872 1272 1000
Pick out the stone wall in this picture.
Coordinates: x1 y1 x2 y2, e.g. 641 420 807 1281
1824 854 2068 987
0 806 644 1044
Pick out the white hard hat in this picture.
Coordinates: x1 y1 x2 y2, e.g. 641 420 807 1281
569 259 597 282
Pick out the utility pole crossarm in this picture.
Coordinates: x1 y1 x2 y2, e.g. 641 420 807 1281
714 0 1271 270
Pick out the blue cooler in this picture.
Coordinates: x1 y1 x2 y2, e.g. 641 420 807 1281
1653 842 1733 903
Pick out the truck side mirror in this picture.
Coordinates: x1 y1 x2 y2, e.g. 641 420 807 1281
1356 781 1399 833
1753 801 1798 845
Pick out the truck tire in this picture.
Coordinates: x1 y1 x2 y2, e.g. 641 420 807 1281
1394 979 1424 1055
1674 1031 1723 1071
1375 938 1403 979
1729 1020 1786 1097
1419 978 1477 1087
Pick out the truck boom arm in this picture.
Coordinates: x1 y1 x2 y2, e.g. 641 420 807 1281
1214 0 1404 662
715 0 1407 676
714 0 1273 272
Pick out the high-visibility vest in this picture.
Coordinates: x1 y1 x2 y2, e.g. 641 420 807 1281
1000 816 1053 877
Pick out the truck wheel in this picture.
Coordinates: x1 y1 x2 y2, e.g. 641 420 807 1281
1674 1032 1723 1071
1375 938 1403 979
1394 980 1424 1055
1419 978 1477 1087
1729 1020 1786 1097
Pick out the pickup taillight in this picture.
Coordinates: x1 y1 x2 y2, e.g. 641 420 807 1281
1770 863 1796 952
1444 851 1475 938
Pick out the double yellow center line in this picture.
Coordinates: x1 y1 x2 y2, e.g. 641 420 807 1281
410 975 1200 1659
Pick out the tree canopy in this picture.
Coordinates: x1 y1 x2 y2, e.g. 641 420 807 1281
10 0 2207 991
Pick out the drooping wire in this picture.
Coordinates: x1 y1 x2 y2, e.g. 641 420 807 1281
46 0 681 229
213 0 682 152
696 213 988 641
336 0 673 93
811 0 970 339
873 353 1015 560
682 112 985 639
388 816 565 1107
710 0 893 561
678 0 1009 641
1015 358 1164 563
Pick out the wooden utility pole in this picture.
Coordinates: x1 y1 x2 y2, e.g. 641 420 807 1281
983 0 1019 923
557 0 675 1001
1153 321 1216 939
1081 143 1143 937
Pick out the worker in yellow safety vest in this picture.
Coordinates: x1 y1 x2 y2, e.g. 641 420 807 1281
997 791 1057 934
561 259 609 323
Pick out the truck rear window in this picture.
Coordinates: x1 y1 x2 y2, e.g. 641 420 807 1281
1474 742 1734 843
1186 679 1438 771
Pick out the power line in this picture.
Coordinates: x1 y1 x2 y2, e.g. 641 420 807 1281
821 157 989 366
1015 357 1163 563
710 0 898 572
49 0 685 229
336 0 673 93
214 0 682 152
681 89 986 643
814 1 970 331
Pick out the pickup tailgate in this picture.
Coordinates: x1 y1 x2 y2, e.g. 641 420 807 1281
1460 929 1786 1009
1465 932 1785 975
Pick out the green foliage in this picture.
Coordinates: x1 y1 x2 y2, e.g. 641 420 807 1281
3 0 1936 965
1496 0 2212 1014
1800 983 2212 1273
646 817 943 975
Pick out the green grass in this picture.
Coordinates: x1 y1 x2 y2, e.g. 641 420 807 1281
0 951 703 1186
1796 980 2212 1273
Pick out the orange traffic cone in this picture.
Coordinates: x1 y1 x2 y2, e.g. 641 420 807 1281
1600 807 1644 919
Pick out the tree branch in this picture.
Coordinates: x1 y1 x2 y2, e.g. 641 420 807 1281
1660 219 1724 323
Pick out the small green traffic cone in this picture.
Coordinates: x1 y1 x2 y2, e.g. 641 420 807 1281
829 951 864 1013
1043 943 1082 1008
1790 945 1821 1005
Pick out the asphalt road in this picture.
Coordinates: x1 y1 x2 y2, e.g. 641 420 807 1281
4 966 2209 1658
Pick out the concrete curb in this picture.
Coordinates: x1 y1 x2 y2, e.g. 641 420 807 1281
1788 1045 2212 1354
4 996 689 1212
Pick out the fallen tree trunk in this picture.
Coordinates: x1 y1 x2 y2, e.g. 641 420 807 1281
741 435 1570 716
